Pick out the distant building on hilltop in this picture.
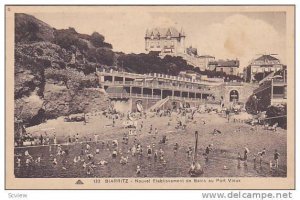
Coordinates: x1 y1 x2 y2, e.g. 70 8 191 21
145 27 214 71
145 27 186 56
243 54 284 83
208 59 240 76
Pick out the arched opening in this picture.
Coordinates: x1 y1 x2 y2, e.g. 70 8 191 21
136 100 143 112
229 90 239 102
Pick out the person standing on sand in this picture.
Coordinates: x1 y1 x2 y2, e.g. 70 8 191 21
76 133 79 143
258 148 266 168
53 135 57 145
253 154 257 169
68 135 72 144
244 147 249 166
39 134 43 145
237 152 242 168
274 149 280 169
149 124 153 134
112 117 115 127
154 150 158 161
187 147 193 158
147 145 152 158
136 165 141 175
204 144 213 161
173 143 179 155
140 121 143 130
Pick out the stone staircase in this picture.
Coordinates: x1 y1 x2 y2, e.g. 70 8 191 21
147 96 170 111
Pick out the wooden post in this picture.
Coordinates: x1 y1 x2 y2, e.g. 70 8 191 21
193 131 199 162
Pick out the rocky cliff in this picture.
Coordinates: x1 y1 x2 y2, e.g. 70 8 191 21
14 13 111 126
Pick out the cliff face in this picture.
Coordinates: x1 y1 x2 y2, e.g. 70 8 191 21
14 14 111 126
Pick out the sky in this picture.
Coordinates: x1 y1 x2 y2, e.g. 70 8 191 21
29 8 286 70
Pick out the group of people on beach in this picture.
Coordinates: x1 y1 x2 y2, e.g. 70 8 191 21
237 147 280 171
15 105 283 177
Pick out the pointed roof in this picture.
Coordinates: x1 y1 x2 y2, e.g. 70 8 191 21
145 27 183 38
255 55 279 62
251 54 281 66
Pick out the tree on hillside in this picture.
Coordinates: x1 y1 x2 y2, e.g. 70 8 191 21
54 28 79 49
90 32 113 49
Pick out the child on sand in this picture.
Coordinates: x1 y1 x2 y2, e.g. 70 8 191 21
147 145 152 158
173 143 179 155
258 148 266 167
154 150 158 161
112 149 118 158
136 165 141 175
187 147 193 158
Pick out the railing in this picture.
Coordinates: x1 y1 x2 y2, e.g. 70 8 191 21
102 80 212 94
107 92 221 104
97 68 224 86
224 82 244 86
108 93 161 99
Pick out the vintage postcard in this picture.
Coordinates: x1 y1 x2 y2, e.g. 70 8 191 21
5 5 295 189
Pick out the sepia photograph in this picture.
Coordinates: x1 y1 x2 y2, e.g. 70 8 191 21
5 5 295 189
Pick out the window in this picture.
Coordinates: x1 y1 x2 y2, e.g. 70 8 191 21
273 86 284 94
